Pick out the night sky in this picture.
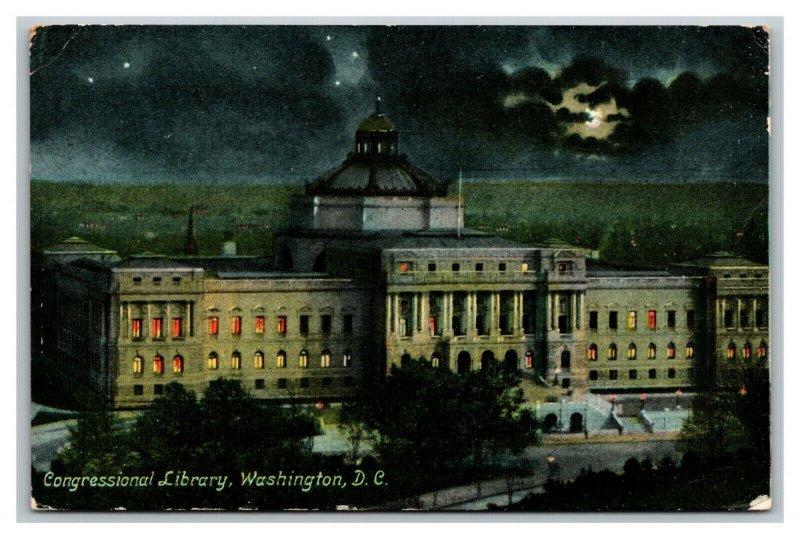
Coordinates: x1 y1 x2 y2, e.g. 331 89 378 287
30 25 770 184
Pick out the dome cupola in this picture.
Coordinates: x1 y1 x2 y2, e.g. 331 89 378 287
354 97 398 156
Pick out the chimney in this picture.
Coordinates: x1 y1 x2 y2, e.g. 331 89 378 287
221 231 236 257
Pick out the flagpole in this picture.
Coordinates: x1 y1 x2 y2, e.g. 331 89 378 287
457 169 462 239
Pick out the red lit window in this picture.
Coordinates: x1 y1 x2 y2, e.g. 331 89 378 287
727 342 736 359
757 341 767 359
648 310 657 329
131 319 142 339
667 343 676 359
429 316 437 335
172 318 182 338
742 342 752 359
254 316 265 334
208 317 219 335
152 318 163 339
277 316 287 334
399 263 409 272
232 316 242 335
587 344 598 361
525 351 534 369
173 355 183 373
153 355 164 374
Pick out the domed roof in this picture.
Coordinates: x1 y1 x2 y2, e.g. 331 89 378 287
356 114 396 133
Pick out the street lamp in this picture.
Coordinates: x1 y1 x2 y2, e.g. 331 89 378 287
739 386 748 397
639 393 647 414
546 454 555 479
554 366 562 387
610 394 617 414
675 389 683 409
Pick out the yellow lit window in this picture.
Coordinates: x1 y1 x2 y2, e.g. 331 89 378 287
647 343 656 359
521 263 529 272
627 343 637 359
627 311 637 330
299 349 309 368
321 349 331 367
685 342 695 359
132 356 143 374
276 350 286 368
207 353 219 370
254 351 264 369
231 352 241 369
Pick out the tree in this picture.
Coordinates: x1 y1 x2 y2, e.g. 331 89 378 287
338 400 373 464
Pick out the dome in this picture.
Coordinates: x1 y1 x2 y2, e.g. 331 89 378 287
356 114 396 133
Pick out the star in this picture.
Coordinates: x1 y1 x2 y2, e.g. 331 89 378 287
326 35 332 41
351 51 359 58
87 77 94 83
123 62 130 69
335 80 341 86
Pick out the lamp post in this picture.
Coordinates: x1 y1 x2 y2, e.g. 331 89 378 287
739 386 748 397
554 366 562 387
546 455 555 480
675 389 683 409
639 393 647 414
663 407 668 431
610 394 617 414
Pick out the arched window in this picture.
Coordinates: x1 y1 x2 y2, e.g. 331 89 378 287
647 343 657 360
207 352 219 370
608 343 617 360
299 349 309 368
525 350 534 369
686 342 695 359
727 342 736 360
627 343 637 360
742 342 752 359
321 349 332 367
172 355 184 374
757 340 768 359
343 349 352 367
400 353 412 368
276 350 286 368
132 356 143 374
431 351 440 368
153 354 164 374
253 351 264 369
560 350 571 369
667 342 676 359
231 351 241 370
587 344 598 361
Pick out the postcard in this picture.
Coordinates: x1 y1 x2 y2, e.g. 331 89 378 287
29 23 772 512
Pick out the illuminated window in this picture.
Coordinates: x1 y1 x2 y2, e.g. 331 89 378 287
647 343 656 359
343 349 352 367
172 355 183 374
587 344 598 361
521 263 529 272
685 342 695 359
152 318 163 339
321 315 332 334
608 343 617 360
648 310 656 329
726 342 736 360
277 316 287 334
431 351 440 368
232 316 242 335
299 349 309 368
208 317 219 335
667 342 676 359
757 341 768 359
276 350 286 368
742 342 752 359
131 319 142 339
172 317 183 338
254 351 264 369
525 350 534 369
207 352 218 370
626 311 637 330
254 316 265 334
231 351 241 370
321 349 332 367
153 354 164 374
300 315 309 335
398 262 411 272
132 356 143 374
627 343 637 360
429 316 438 335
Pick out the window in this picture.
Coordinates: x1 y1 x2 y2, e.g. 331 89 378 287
321 315 332 334
172 317 183 338
589 311 598 330
133 385 144 396
743 342 752 359
475 263 484 272
587 344 598 361
667 310 676 329
452 263 460 272
525 350 534 369
609 370 618 380
686 342 695 359
254 316 265 334
627 311 637 330
498 262 507 272
152 318 163 339
726 342 736 360
230 351 241 370
428 263 436 272
133 277 142 286
322 377 333 387
521 263 529 272
208 317 219 335
757 341 768 359
648 310 657 329
343 314 353 334
132 356 143 374
431 352 440 368
668 368 676 379
667 342 676 359
724 309 735 328
723 273 732 279
172 355 183 373
629 369 638 380
557 262 574 273
686 309 695 329
343 349 352 367
207 352 219 370
647 343 656 359
131 319 142 339
344 376 355 387
299 349 309 368
560 350 571 369
648 368 657 379
277 378 288 389
609 311 618 330
627 343 637 360
276 350 286 368
756 308 768 328
254 351 264 369
277 316 287 334
255 379 265 390
172 276 181 285
153 354 164 374
154 384 164 395
429 315 438 335
589 370 599 381
398 262 411 272
608 343 617 360
300 378 310 388
321 349 331 367
232 316 242 335
740 307 750 327
562 378 570 389
153 276 162 285
299 315 309 335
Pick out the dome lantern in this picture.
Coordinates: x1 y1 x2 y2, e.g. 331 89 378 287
354 96 398 156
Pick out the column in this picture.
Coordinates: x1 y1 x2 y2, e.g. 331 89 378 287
125 302 131 339
445 292 453 331
166 302 172 338
421 292 429 335
146 303 151 338
412 294 419 335
513 292 521 332
752 298 758 329
553 293 560 331
736 298 742 330
570 291 577 333
386 294 392 334
188 301 193 337
393 294 400 335
546 293 552 331
720 298 726 328
465 292 473 331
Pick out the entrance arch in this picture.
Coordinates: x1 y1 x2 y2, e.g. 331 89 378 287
400 353 412 368
504 349 519 371
313 251 327 272
543 413 558 433
480 350 495 370
457 351 472 374
569 412 583 433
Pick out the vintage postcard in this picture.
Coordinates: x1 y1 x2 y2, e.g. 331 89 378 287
29 24 772 512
